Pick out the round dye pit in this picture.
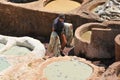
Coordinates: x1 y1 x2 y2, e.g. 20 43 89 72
0 57 10 72
3 46 31 56
81 31 92 42
44 60 93 80
43 0 81 12
0 56 104 80
39 56 104 80
0 35 46 58
74 22 118 59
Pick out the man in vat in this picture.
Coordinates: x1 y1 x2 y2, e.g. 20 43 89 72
47 14 73 57
52 14 67 56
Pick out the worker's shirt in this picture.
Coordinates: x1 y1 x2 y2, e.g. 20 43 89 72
53 17 64 35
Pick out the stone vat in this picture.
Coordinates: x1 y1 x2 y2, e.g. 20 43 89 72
79 0 120 22
74 22 120 59
0 34 46 76
0 35 46 58
115 34 120 61
0 56 105 80
100 61 120 80
0 56 45 79
0 0 90 38
39 56 104 80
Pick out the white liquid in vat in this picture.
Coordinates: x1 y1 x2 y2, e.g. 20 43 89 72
44 60 93 80
3 46 31 56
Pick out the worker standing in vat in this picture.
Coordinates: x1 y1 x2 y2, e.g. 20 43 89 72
47 14 73 57
47 14 65 57
52 14 67 56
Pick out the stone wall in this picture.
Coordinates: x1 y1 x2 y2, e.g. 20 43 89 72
115 34 120 61
0 3 57 37
0 0 97 39
90 27 120 58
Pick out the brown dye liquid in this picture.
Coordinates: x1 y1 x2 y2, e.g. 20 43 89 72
81 31 91 42
43 0 81 12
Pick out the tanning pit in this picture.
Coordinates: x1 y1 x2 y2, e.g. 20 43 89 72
92 0 120 21
39 56 104 80
0 35 46 76
79 0 120 22
43 0 81 13
0 35 46 58
74 22 120 59
0 56 105 80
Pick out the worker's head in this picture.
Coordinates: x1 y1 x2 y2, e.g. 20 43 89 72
58 14 65 22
